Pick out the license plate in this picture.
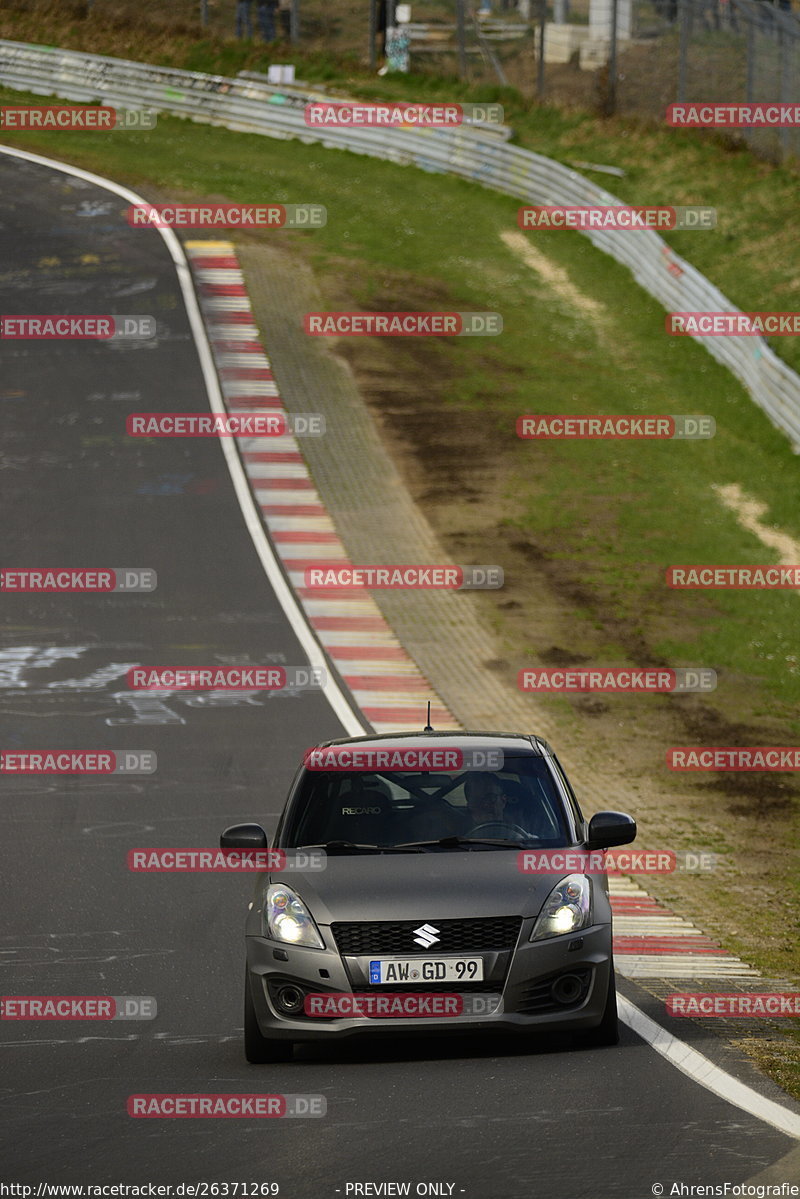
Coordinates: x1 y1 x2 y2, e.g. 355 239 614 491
368 957 484 984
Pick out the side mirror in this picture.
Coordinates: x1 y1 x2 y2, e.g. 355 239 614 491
220 823 269 850
586 811 637 851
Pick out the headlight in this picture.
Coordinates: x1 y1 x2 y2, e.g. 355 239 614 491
264 884 325 949
530 874 592 941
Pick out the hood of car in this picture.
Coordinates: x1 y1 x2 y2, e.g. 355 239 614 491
269 849 571 924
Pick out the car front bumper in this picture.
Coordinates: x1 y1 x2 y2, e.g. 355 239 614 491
245 922 613 1041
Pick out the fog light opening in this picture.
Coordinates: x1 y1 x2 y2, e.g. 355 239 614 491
551 973 586 1006
276 985 305 1014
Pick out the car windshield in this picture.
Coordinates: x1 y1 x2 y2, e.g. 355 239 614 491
282 755 571 850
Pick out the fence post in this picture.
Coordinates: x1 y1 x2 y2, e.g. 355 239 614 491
200 0 209 28
739 1 754 151
677 0 691 102
778 22 790 160
606 0 618 114
456 0 468 76
537 0 547 98
291 0 300 43
744 3 755 100
369 0 377 68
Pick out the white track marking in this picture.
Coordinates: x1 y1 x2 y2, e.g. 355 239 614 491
618 995 800 1138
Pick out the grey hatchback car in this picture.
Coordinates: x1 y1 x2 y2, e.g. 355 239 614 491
221 731 636 1062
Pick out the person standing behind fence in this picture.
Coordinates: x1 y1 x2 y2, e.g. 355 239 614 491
258 0 278 40
236 0 254 37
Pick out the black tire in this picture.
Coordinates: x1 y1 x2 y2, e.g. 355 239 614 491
244 971 294 1063
579 964 619 1047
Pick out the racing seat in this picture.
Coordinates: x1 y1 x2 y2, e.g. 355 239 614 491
330 790 399 845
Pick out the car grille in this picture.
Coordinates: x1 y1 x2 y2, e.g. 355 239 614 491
516 967 592 1015
331 916 523 956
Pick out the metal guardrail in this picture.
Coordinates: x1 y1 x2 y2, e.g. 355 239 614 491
1 38 799 449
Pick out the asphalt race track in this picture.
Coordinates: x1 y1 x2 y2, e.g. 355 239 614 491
0 150 797 1194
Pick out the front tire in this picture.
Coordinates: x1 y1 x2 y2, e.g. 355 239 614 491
244 971 294 1063
579 963 619 1047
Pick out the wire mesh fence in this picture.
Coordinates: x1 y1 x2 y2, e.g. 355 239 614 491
608 0 800 161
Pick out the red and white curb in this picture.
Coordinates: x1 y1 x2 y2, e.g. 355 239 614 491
187 239 757 984
186 240 456 735
610 876 759 978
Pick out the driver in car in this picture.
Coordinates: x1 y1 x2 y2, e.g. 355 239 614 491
462 773 509 832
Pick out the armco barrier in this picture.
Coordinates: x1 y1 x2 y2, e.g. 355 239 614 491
2 38 800 449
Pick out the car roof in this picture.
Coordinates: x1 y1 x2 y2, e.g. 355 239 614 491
312 730 547 756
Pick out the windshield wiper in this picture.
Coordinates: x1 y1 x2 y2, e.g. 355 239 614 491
295 841 425 854
393 837 523 850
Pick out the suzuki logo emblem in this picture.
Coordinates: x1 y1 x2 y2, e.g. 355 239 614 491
412 923 440 948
